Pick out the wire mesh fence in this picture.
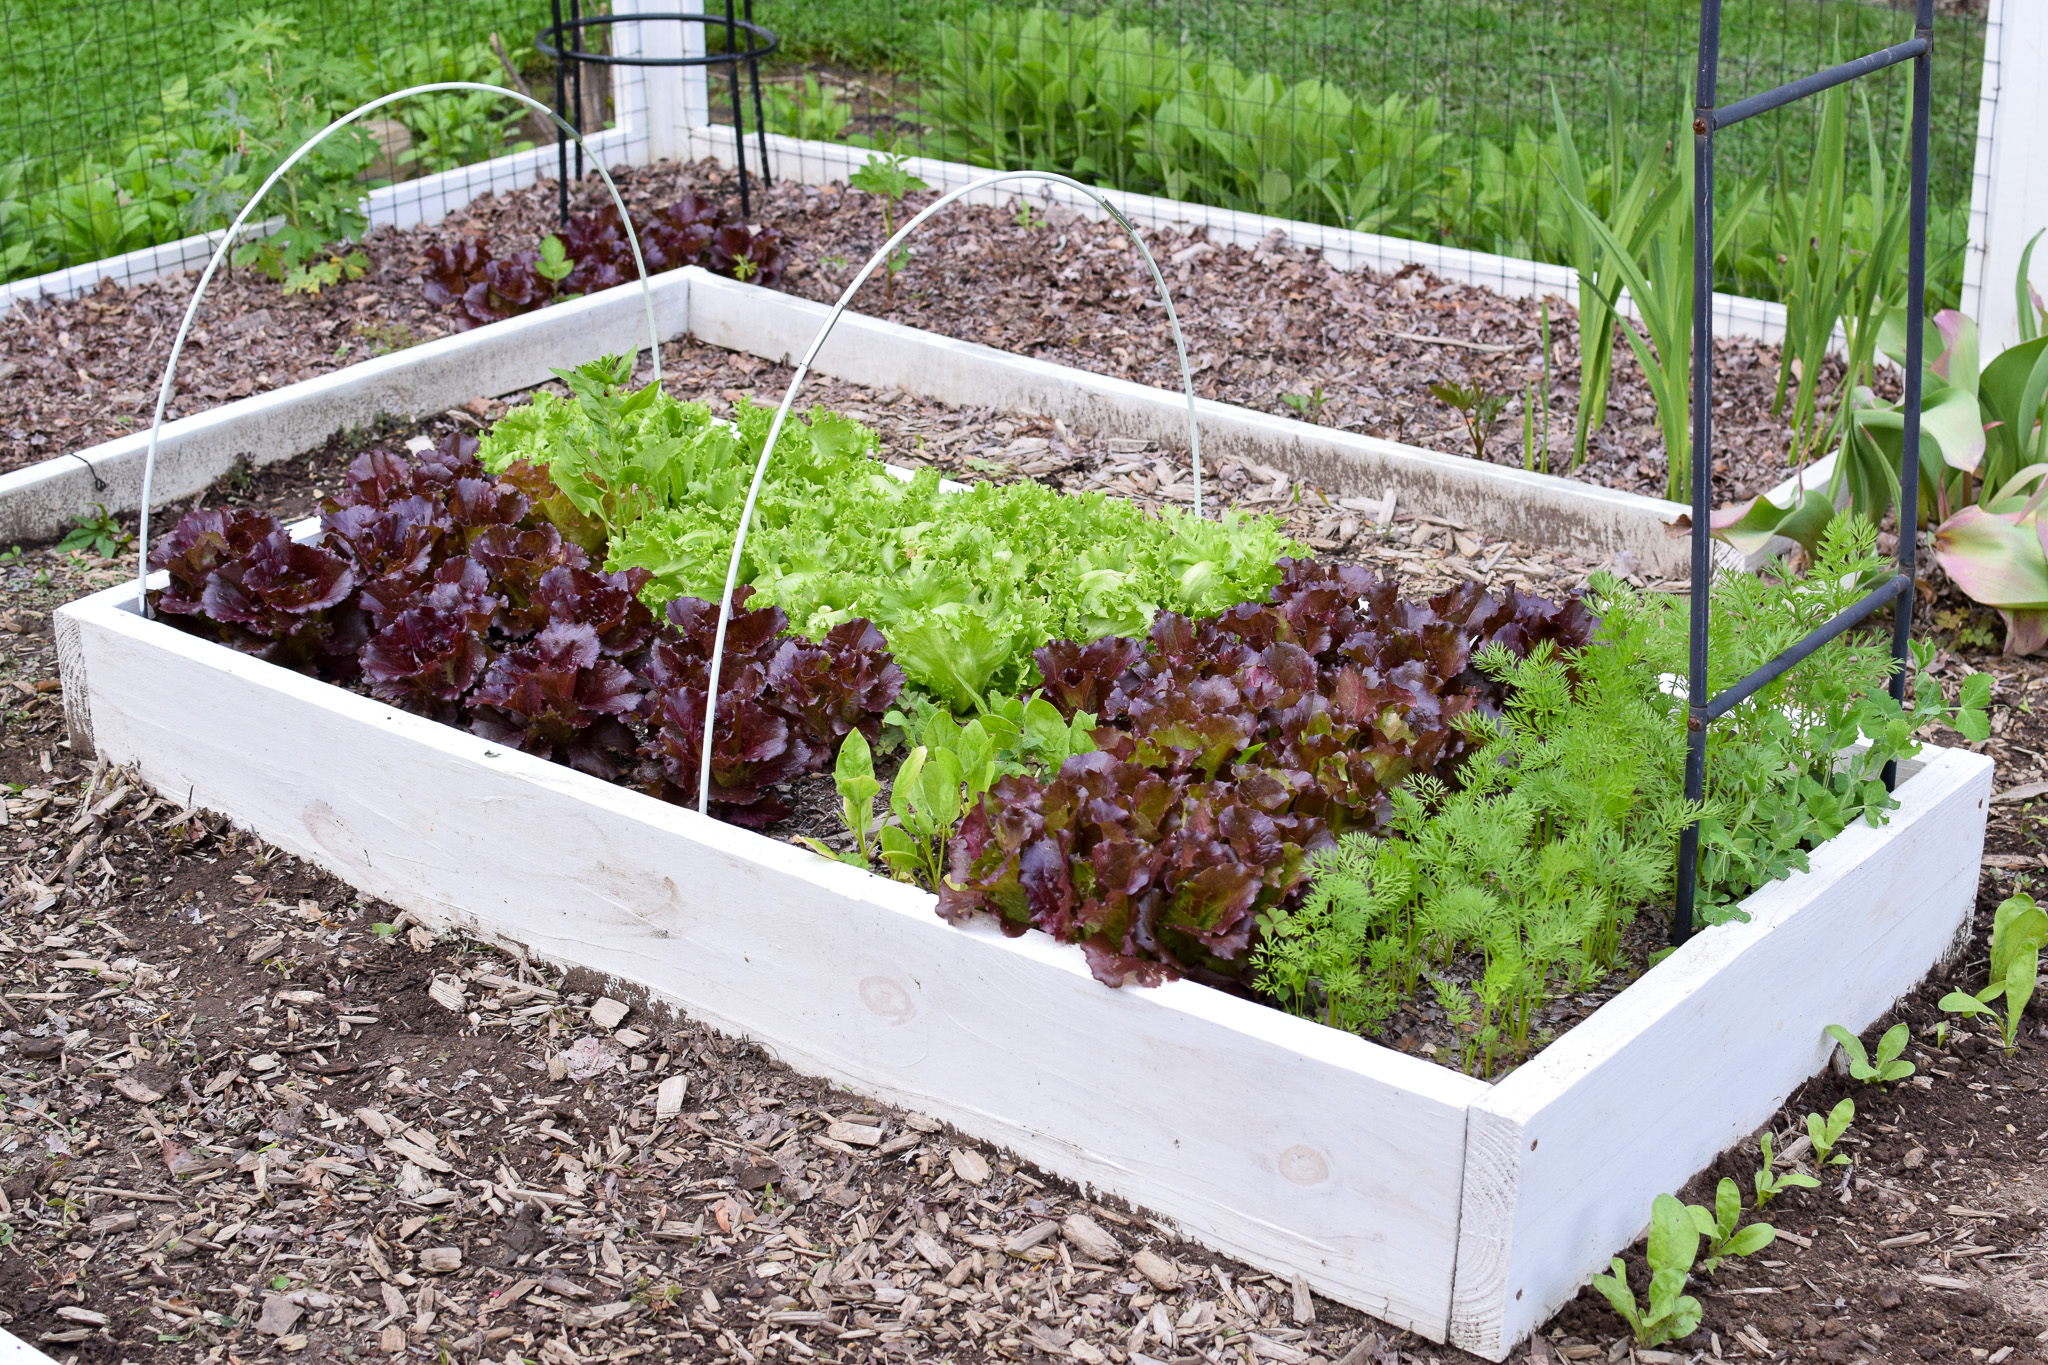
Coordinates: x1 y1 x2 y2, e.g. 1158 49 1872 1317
739 0 1989 307
0 0 595 288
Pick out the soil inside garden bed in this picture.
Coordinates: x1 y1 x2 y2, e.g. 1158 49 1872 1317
1 157 1857 519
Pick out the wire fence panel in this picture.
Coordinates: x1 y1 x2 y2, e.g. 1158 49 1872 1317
0 1 590 288
740 0 1988 307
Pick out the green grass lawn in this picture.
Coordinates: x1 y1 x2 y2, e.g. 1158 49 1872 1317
0 0 546 181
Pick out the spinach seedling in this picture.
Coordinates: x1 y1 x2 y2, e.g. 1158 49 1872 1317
1688 1178 1776 1273
800 729 883 868
1752 1131 1819 1208
1940 892 2047 1055
1281 384 1329 424
1805 1097 1855 1170
1824 1022 1915 1084
849 152 929 303
1590 1194 1703 1347
1429 380 1508 461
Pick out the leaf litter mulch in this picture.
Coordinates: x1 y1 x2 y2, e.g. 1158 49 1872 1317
3 156 1839 516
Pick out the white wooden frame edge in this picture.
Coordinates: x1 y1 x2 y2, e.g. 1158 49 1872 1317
55 575 1993 1358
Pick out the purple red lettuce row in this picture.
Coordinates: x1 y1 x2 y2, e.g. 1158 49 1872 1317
422 194 788 330
148 454 899 822
638 590 905 826
941 559 1595 988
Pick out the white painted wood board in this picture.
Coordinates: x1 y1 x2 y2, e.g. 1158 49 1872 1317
58 584 1487 1341
1448 744 1992 1357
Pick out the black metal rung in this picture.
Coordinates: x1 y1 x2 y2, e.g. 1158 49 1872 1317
1711 36 1929 130
1703 575 1910 722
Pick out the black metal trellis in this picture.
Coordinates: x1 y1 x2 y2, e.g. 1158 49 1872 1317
1672 0 1933 943
538 1 779 225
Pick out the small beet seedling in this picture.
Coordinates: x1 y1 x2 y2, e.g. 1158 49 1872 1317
1752 1131 1820 1208
1591 1194 1703 1347
1941 892 2047 1055
1688 1177 1776 1273
1825 1021 1915 1084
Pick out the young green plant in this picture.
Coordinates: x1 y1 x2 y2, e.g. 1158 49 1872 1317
1752 1130 1820 1208
1940 892 2047 1055
1805 1097 1855 1170
1824 1022 1915 1084
1687 1177 1777 1273
1590 1193 1703 1347
1429 381 1508 462
799 729 883 868
848 152 929 303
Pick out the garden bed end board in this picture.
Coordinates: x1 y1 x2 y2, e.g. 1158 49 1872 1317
56 560 1990 1362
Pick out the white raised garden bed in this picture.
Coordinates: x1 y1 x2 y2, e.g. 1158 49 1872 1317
2 268 1702 575
57 574 1991 1358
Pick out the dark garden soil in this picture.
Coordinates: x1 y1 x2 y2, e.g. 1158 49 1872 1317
2 157 1840 514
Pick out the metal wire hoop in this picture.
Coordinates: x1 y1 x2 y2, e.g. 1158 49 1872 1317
695 168 1207 814
135 81 663 612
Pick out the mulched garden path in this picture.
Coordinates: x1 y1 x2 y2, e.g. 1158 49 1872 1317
2 157 1838 515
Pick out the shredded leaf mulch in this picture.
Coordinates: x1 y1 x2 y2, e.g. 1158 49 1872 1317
4 157 1840 513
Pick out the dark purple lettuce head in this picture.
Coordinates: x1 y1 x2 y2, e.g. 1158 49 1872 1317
640 669 820 828
532 565 657 658
195 524 361 671
359 557 500 714
468 524 591 637
321 495 449 606
470 620 643 778
765 618 905 747
707 223 786 286
148 508 278 623
422 236 490 317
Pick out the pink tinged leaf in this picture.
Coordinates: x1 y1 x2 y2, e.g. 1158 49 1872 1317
1920 385 1988 475
1933 504 2048 609
1997 608 2048 657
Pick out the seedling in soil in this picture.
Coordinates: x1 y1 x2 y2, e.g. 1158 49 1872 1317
1805 1097 1855 1169
1014 202 1044 230
1941 892 2047 1055
1752 1130 1820 1208
59 503 132 559
1590 1193 1703 1347
1430 380 1508 461
1688 1178 1776 1273
849 152 929 302
800 729 882 869
1825 1022 1915 1084
1281 384 1329 424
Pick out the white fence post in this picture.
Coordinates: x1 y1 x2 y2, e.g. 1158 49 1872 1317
609 0 695 164
1961 0 2048 357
